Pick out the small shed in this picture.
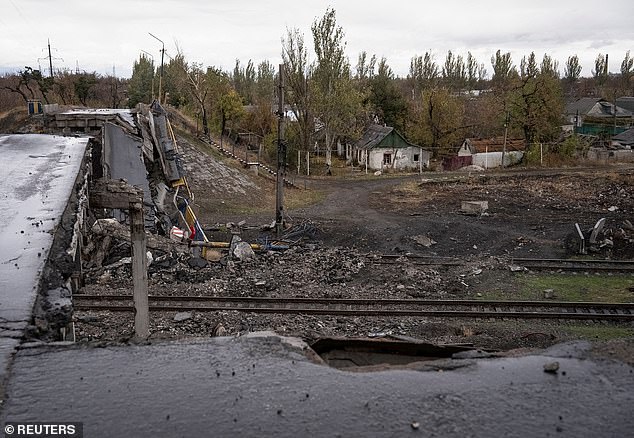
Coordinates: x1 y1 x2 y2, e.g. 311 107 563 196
354 124 430 171
458 137 525 168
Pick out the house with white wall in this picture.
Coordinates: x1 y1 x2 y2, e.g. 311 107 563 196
353 124 430 171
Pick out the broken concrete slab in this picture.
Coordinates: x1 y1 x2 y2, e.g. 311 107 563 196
461 200 488 215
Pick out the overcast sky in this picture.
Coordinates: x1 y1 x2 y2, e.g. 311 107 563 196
1 0 632 79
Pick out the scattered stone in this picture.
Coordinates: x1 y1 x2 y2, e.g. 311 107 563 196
472 269 482 275
543 289 555 299
187 257 208 269
509 265 524 272
411 422 420 430
174 312 192 322
374 170 382 176
234 241 256 261
397 284 406 290
543 361 560 373
607 206 618 212
203 249 223 262
411 235 437 247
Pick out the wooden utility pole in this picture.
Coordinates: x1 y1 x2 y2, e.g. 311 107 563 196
48 39 54 78
501 111 509 168
129 201 149 339
275 64 286 236
90 180 149 339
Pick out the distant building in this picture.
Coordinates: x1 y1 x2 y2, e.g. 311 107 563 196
564 98 632 136
353 124 430 171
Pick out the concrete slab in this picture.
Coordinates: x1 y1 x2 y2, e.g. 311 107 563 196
1 335 632 437
0 134 89 383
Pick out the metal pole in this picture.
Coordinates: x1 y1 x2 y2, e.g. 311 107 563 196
275 64 286 236
149 32 164 105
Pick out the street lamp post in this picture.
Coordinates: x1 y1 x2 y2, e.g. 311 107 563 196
148 32 165 105
140 50 155 101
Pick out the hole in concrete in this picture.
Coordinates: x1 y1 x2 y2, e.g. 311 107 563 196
310 337 475 370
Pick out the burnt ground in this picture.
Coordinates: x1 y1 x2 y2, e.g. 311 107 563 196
75 133 634 358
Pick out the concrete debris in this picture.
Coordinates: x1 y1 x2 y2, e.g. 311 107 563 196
374 171 382 176
91 219 188 255
233 242 256 261
411 235 437 247
589 218 606 244
543 289 555 299
509 265 525 272
461 201 489 215
411 422 420 430
543 361 560 373
600 238 614 248
471 269 482 275
608 206 618 212
174 312 192 322
187 257 208 269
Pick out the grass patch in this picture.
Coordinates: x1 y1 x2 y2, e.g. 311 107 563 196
480 273 634 302
286 188 326 210
561 325 634 341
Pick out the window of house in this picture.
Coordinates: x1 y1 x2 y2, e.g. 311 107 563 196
383 153 392 165
413 154 420 162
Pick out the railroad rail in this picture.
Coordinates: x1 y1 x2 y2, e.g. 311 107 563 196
73 295 634 321
511 258 634 272
369 254 634 272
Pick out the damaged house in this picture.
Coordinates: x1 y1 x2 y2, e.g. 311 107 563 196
353 124 430 171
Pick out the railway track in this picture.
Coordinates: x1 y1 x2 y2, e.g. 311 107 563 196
73 294 634 321
511 258 634 272
370 254 634 272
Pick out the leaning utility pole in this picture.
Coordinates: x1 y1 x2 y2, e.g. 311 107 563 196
275 64 286 236
47 39 53 78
